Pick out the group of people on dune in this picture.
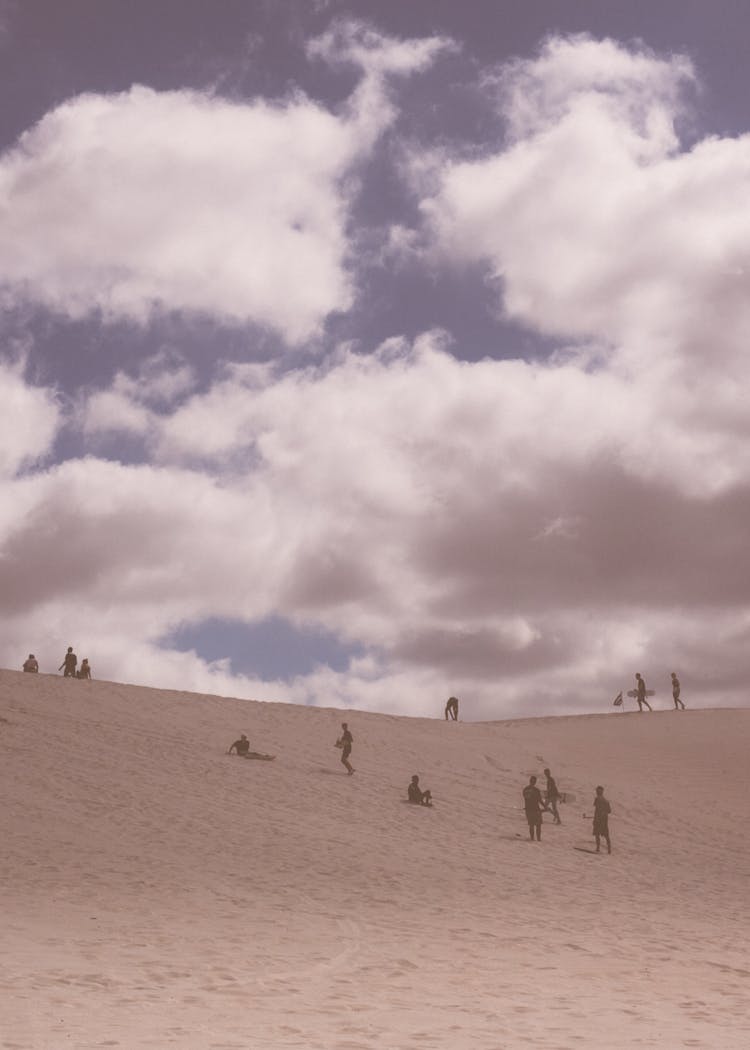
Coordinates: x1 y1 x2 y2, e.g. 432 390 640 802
23 647 92 679
227 696 612 852
614 672 686 712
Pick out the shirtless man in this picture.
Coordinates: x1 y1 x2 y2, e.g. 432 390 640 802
337 722 354 775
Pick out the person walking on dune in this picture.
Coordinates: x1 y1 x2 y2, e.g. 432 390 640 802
522 775 544 841
593 786 612 853
543 767 562 824
336 722 355 775
444 696 459 721
671 672 685 710
59 647 77 678
635 673 652 712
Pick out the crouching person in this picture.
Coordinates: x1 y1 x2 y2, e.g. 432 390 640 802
408 774 432 806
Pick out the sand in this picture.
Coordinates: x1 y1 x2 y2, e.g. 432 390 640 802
1 668 749 1049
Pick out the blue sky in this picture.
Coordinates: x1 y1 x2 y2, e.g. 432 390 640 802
2 1 750 717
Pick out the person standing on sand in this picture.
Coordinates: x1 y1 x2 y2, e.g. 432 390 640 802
23 654 39 672
543 767 562 824
593 786 612 853
671 672 685 710
444 696 459 721
522 775 544 841
59 647 77 678
635 673 652 712
336 722 355 774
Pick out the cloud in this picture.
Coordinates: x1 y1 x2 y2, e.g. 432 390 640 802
0 362 59 478
4 32 750 719
419 33 750 364
0 22 450 342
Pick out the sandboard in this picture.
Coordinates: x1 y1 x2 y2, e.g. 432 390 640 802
230 752 276 760
401 799 434 807
573 846 600 855
626 689 655 698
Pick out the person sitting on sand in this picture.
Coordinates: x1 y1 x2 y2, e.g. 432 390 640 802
227 734 275 760
59 646 77 678
593 786 612 854
408 774 432 806
671 672 685 710
23 654 39 673
77 658 92 680
336 722 355 774
522 775 544 841
444 696 459 721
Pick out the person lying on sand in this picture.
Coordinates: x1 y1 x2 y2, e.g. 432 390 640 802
407 774 432 806
227 734 275 760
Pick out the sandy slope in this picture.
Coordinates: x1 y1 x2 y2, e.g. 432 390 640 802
1 668 748 1050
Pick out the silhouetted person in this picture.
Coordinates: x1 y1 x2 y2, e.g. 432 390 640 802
671 672 685 710
59 647 77 678
543 767 562 824
23 654 39 673
635 672 652 711
227 733 274 760
593 786 612 853
522 775 544 841
408 774 432 806
336 722 354 774
228 734 250 756
444 696 459 721
77 658 92 680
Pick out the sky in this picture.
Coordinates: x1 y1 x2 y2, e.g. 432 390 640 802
2 0 750 719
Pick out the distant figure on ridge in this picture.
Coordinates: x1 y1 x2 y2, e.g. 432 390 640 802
77 658 92 680
593 785 612 853
23 654 39 673
522 775 544 841
444 696 459 721
543 767 562 824
407 774 432 806
634 673 652 712
227 734 275 760
59 647 77 678
671 672 685 710
336 722 355 774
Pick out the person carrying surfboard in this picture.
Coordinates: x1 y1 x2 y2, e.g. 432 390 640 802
635 673 652 712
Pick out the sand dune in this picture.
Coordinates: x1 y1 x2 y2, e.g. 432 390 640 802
1 668 749 1049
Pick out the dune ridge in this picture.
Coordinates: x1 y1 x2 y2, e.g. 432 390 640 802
1 668 749 1049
